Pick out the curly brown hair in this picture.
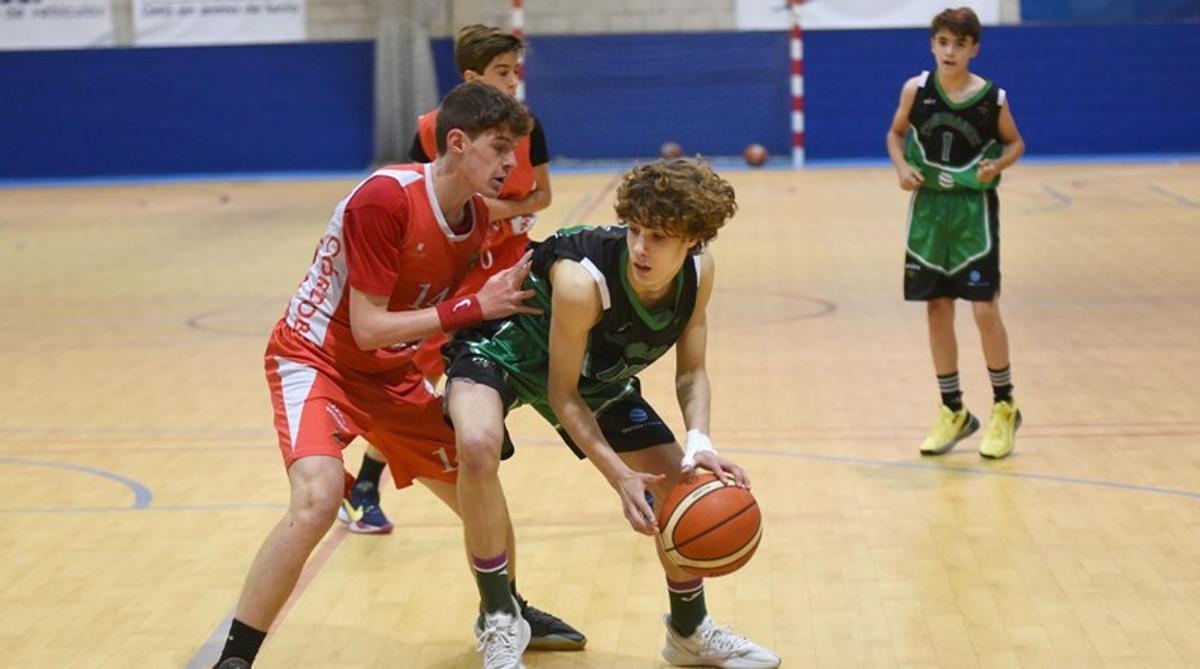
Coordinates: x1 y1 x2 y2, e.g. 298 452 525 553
614 158 736 253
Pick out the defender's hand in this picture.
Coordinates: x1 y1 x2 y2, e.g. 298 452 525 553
476 250 542 320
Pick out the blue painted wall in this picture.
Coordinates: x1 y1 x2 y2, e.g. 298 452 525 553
436 22 1200 163
1021 0 1200 21
3 22 1198 180
804 23 1200 160
0 42 374 180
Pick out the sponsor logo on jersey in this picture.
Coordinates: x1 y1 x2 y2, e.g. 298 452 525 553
967 269 989 287
938 171 955 189
629 407 648 423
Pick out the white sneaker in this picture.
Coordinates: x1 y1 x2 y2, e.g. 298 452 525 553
662 615 781 668
475 609 531 669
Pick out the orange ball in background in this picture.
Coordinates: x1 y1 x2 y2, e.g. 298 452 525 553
656 473 763 578
743 143 768 167
660 141 684 159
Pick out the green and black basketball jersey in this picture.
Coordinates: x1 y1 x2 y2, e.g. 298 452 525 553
458 224 701 419
905 70 1004 191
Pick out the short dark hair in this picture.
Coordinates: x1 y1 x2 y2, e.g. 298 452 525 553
455 24 525 76
931 7 982 43
434 81 533 156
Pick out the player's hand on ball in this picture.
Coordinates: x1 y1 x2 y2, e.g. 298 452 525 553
613 470 665 535
690 450 751 489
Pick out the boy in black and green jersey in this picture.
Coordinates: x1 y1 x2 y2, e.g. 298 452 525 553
886 6 1026 460
443 158 781 668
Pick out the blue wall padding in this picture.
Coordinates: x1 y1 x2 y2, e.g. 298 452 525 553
4 22 1199 179
803 23 1200 159
434 23 1200 162
1021 0 1200 21
0 42 374 179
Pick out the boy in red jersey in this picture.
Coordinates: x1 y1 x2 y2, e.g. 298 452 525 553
340 22 583 655
343 26 553 537
213 81 551 669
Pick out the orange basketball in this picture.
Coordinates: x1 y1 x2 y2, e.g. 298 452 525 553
660 141 684 159
743 143 768 167
657 473 762 577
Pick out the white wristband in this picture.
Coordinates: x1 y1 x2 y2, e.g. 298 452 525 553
681 429 716 469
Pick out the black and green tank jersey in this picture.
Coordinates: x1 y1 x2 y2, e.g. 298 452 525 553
458 224 701 412
905 70 1005 191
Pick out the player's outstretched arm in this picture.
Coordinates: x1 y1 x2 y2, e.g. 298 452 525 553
349 287 443 350
348 250 540 351
674 251 751 489
546 260 663 536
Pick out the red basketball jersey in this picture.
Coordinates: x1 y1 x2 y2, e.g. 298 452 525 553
274 163 489 376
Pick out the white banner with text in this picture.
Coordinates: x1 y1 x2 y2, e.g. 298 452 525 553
736 0 1001 30
0 0 113 51
134 0 305 46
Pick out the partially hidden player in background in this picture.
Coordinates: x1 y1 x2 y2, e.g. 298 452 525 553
342 24 551 532
442 158 781 668
212 82 572 669
886 6 1026 459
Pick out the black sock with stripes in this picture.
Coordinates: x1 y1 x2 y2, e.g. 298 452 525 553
988 366 1014 403
472 552 518 615
217 618 266 666
667 577 707 637
937 371 963 411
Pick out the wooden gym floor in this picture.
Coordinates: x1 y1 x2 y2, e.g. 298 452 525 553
1 160 1198 668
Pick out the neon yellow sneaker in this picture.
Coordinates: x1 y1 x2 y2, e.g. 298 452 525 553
919 405 980 455
979 401 1022 459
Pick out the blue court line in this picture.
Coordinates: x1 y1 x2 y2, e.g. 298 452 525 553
1041 183 1072 206
1148 182 1200 208
0 456 153 508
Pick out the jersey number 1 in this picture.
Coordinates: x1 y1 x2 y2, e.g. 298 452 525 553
941 132 954 162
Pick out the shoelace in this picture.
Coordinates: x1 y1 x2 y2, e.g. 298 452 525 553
476 615 522 665
986 406 1013 438
696 622 753 656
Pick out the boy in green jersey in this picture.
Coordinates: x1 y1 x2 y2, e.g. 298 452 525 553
885 6 1026 459
443 158 781 668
